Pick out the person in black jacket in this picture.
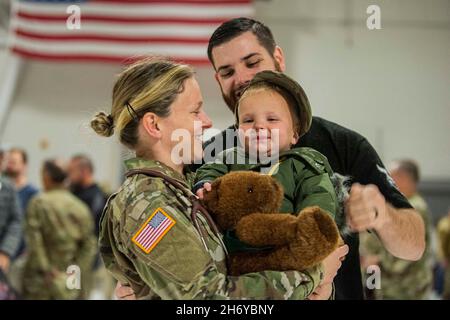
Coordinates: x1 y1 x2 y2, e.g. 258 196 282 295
0 178 22 276
68 154 106 238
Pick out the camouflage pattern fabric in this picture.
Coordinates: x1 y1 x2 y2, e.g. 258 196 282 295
437 215 450 299
22 189 96 300
361 193 433 300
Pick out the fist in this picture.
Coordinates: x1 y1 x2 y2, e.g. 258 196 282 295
345 183 388 232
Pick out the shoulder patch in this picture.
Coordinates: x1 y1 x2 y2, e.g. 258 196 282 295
131 207 176 254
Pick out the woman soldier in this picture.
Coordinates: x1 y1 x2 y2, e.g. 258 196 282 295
91 58 341 299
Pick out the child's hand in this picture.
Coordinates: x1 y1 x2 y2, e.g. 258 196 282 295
196 182 212 199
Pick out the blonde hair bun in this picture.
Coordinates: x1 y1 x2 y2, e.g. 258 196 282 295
91 111 114 137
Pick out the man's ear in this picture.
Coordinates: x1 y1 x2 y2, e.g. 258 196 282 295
214 72 221 86
291 131 300 146
141 112 162 139
273 46 286 72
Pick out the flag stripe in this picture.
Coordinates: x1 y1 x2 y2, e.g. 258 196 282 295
141 219 172 248
10 0 254 64
18 13 233 24
136 218 172 247
12 48 212 65
136 224 152 243
131 208 176 253
15 29 209 44
140 219 171 248
13 19 218 37
16 2 253 18
12 37 208 57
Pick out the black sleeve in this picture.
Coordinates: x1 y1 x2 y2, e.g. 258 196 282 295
350 137 412 210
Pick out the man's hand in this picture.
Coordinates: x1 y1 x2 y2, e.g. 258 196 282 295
322 245 349 285
115 282 136 300
0 253 10 273
307 283 333 300
346 183 390 233
195 182 212 200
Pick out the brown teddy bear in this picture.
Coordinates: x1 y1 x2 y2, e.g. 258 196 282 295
202 171 341 276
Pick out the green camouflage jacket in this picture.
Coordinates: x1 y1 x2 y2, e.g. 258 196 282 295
23 188 96 299
195 146 337 215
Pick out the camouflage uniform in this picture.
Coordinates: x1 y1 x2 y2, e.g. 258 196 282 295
99 158 324 300
437 214 450 299
22 189 96 300
361 193 433 300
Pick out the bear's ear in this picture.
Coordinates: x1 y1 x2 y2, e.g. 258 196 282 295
211 176 222 190
202 177 222 212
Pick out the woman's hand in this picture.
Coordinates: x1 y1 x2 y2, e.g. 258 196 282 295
195 182 212 199
307 282 333 300
115 282 136 300
321 244 349 285
307 245 348 300
0 253 10 273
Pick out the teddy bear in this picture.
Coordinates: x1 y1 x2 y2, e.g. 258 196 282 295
202 171 341 276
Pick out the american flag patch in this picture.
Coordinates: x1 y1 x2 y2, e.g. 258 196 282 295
132 208 176 254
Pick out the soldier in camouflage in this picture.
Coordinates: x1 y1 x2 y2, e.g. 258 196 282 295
437 208 450 299
91 58 346 300
360 159 433 300
22 159 96 300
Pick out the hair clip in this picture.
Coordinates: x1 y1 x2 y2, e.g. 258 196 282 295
126 102 139 121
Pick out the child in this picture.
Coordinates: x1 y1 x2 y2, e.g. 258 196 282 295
195 70 346 249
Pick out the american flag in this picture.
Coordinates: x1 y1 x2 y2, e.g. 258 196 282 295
8 0 254 65
132 208 176 254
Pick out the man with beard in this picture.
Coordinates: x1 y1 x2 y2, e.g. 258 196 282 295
5 148 39 220
4 148 38 259
200 18 425 300
68 154 106 238
0 177 22 275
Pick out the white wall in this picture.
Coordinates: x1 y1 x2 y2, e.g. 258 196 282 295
0 0 449 190
1 60 124 190
255 0 450 180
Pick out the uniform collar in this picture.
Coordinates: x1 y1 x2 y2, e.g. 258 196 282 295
124 157 194 188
